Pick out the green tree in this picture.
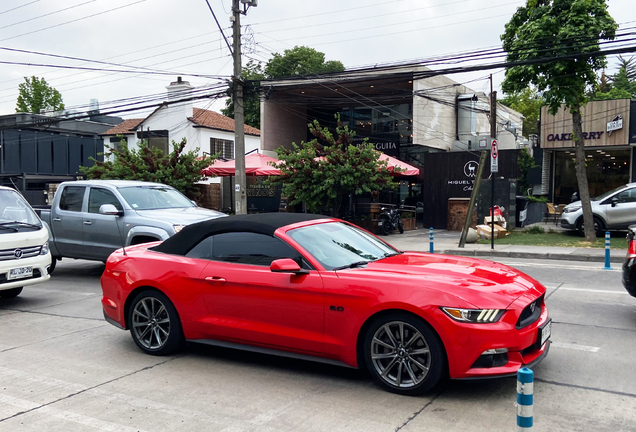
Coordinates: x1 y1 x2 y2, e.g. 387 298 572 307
80 138 216 201
16 76 65 114
591 56 636 100
264 46 345 78
271 116 397 216
222 47 345 129
500 87 543 137
517 147 537 196
501 0 617 242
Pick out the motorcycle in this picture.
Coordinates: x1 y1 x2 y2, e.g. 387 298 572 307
379 203 404 235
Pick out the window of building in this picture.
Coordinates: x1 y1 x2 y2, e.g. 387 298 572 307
210 138 234 159
59 186 86 212
137 130 169 155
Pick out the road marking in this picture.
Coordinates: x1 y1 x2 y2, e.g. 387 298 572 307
558 287 628 295
551 342 600 352
497 261 621 272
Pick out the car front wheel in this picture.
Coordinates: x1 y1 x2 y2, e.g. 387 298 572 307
363 313 446 395
577 216 605 237
128 290 184 356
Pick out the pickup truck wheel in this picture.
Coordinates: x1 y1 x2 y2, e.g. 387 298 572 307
0 287 23 298
48 258 58 275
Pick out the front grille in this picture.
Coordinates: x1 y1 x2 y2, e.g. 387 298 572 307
0 269 42 285
0 245 41 261
516 295 543 329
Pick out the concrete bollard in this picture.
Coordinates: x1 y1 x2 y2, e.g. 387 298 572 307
604 231 612 270
517 367 534 430
429 227 434 253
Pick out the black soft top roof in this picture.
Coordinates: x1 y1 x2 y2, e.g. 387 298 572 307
150 213 328 256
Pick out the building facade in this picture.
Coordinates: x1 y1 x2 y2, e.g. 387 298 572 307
539 99 636 204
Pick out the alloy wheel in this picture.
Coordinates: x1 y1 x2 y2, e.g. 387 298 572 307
131 296 171 350
370 321 431 388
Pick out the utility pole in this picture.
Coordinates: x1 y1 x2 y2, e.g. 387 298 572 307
232 0 246 214
490 79 497 250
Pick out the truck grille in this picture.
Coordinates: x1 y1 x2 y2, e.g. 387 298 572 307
0 246 42 261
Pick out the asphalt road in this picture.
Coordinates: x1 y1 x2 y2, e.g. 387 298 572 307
0 256 634 432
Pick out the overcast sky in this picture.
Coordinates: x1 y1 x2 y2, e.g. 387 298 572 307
0 0 633 119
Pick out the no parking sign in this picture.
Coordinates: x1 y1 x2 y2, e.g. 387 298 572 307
490 139 498 173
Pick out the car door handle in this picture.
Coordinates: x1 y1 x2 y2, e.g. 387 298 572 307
204 276 226 283
52 217 61 222
83 221 92 225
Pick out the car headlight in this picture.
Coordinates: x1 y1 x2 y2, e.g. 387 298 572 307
173 224 186 233
563 206 581 213
40 241 49 255
441 307 505 323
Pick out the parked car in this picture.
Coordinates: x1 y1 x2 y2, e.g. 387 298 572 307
561 183 636 235
101 213 551 395
40 180 225 272
0 186 51 298
622 225 636 298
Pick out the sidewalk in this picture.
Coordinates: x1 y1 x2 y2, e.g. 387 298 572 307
385 225 627 264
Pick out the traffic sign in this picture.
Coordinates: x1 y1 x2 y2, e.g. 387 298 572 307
490 138 498 173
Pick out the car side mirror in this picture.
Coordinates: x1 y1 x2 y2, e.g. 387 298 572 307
611 196 619 207
99 204 122 216
270 258 308 275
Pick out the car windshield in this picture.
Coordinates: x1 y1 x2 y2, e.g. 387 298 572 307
593 185 629 202
0 189 42 228
288 222 397 270
118 186 194 210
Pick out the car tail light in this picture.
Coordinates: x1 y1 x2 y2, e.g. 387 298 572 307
628 238 636 259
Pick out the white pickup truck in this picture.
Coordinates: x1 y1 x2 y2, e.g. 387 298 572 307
0 186 51 298
39 180 225 272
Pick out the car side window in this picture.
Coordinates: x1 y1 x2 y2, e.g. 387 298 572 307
88 188 123 213
616 188 636 203
59 186 86 212
186 236 213 260
211 232 305 267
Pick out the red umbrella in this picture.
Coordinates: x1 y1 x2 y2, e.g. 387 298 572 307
379 153 420 176
314 153 420 176
202 152 281 176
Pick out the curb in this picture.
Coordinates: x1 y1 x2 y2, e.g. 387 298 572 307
437 249 625 264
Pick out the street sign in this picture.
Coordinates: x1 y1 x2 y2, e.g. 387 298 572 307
490 138 498 173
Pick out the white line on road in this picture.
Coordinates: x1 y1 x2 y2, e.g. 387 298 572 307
499 261 621 272
551 342 601 352
558 287 628 295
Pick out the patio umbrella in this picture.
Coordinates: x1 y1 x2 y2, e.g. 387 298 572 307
378 153 420 176
202 152 281 177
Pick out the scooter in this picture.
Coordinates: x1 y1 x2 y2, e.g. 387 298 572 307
379 202 404 235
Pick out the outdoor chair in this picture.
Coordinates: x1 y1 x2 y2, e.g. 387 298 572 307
545 203 563 225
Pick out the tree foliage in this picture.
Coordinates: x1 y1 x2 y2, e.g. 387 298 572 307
517 147 537 196
16 76 65 114
500 87 543 137
591 56 636 100
80 138 216 201
222 47 345 129
501 0 617 242
271 116 398 216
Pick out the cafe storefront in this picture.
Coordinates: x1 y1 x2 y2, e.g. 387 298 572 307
540 99 636 204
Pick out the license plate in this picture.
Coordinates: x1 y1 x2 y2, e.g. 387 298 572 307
539 319 552 347
9 266 32 280
378 222 383 226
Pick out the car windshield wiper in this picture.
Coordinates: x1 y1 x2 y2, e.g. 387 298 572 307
0 221 41 229
383 251 404 257
0 224 18 232
333 260 371 271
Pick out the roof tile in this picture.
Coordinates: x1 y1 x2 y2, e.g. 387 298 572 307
189 108 260 136
102 118 143 136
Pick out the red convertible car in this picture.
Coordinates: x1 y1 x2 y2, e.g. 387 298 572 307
101 213 550 395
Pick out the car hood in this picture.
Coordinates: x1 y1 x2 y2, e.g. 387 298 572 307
341 252 544 309
134 207 226 225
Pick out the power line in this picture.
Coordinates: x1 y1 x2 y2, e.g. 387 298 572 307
0 0 41 16
0 0 99 31
204 0 233 56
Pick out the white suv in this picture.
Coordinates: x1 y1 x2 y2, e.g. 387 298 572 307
561 183 636 235
0 186 51 298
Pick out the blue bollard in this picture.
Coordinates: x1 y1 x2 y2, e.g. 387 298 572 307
517 367 534 430
604 231 612 270
429 227 434 254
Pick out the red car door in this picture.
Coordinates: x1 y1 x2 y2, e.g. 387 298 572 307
197 232 325 354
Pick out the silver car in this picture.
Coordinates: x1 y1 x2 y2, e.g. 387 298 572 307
561 183 636 235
